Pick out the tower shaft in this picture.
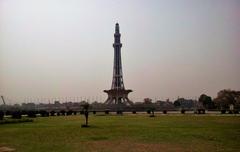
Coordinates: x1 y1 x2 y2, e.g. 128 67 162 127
112 23 124 90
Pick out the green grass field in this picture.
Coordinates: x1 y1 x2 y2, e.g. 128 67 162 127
0 114 240 152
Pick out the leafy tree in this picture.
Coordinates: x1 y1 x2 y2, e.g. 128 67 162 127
143 98 152 104
174 100 181 107
199 94 214 109
214 89 240 109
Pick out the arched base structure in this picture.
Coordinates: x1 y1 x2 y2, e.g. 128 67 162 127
104 89 133 106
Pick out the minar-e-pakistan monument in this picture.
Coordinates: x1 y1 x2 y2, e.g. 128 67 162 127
104 23 133 105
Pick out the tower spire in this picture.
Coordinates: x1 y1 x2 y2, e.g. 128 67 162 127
112 23 123 90
115 23 120 34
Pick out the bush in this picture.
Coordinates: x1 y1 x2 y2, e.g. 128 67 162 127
5 111 11 116
197 109 205 114
234 110 239 114
116 110 123 115
147 110 151 114
93 111 96 115
105 110 109 115
60 110 66 116
80 111 84 115
12 111 22 119
163 110 167 114
0 111 4 120
27 111 36 118
228 110 233 114
67 110 73 116
57 112 61 116
21 110 28 115
50 111 55 116
132 111 136 114
73 111 77 115
181 109 186 114
221 109 226 114
39 110 49 117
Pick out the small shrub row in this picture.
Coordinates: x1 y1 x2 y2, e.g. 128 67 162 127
66 110 73 116
116 110 123 115
12 111 22 119
221 109 226 114
60 110 66 116
39 110 49 117
195 109 205 114
228 110 239 114
105 110 109 115
220 109 239 114
27 111 37 118
0 110 36 119
0 118 33 124
181 109 186 114
50 111 55 116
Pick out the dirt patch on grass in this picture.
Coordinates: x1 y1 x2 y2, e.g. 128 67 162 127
0 147 15 152
82 140 184 152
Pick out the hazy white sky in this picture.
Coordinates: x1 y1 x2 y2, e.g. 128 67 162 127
0 0 240 103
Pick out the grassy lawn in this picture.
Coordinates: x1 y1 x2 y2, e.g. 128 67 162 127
0 114 240 152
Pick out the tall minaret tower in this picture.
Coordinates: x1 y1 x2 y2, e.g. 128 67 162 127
104 23 133 105
111 23 124 90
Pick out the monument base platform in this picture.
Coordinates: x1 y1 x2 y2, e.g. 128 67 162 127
104 89 133 105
